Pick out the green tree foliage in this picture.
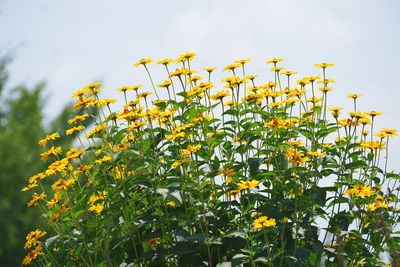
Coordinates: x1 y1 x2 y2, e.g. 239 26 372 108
0 58 94 265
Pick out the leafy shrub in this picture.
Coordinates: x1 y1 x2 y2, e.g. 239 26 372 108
22 53 400 266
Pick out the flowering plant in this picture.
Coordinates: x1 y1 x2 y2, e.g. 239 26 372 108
22 53 400 266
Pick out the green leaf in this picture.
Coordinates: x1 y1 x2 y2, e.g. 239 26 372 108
345 160 367 170
248 158 261 177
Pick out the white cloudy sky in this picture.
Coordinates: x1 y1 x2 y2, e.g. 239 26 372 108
1 0 400 168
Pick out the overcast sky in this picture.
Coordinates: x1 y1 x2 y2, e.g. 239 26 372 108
1 0 400 169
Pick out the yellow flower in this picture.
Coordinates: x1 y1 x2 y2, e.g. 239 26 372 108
24 229 46 250
72 87 89 98
190 112 213 123
95 155 112 164
270 67 284 72
266 58 284 64
40 146 62 161
22 244 43 266
172 157 190 168
87 191 107 206
223 63 241 71
265 118 286 129
169 68 189 77
138 91 153 98
366 111 383 118
128 121 146 131
173 123 194 132
348 111 363 119
307 151 326 157
51 178 73 192
21 183 38 192
223 76 243 88
314 62 335 68
237 180 260 190
358 117 371 125
321 143 333 149
156 58 174 65
318 86 332 93
28 173 46 184
66 125 85 135
177 51 197 61
347 93 362 99
218 168 236 176
366 197 388 211
84 81 101 90
73 96 96 109
281 70 297 76
67 114 89 124
317 78 335 85
287 141 304 147
166 132 185 140
223 100 236 107
27 193 46 207
376 128 398 138
38 132 60 147
157 80 173 88
284 149 309 166
305 75 321 82
203 67 217 73
179 144 201 156
210 90 230 101
345 185 375 198
253 216 277 229
88 203 104 214
46 192 61 209
86 123 107 138
66 147 84 160
360 140 385 150
296 78 310 87
46 158 69 175
133 57 153 67
338 118 355 127
235 59 251 65
306 96 322 103
166 201 176 207
189 75 203 83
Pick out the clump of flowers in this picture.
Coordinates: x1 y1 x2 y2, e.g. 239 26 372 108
22 53 400 266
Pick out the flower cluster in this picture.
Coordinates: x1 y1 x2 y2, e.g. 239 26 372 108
22 230 46 266
22 53 400 266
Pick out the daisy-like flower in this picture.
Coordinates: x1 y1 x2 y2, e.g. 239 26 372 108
223 63 241 72
133 57 153 67
203 67 217 73
237 180 260 190
314 62 335 68
210 90 230 101
266 58 284 64
345 185 375 198
66 125 85 136
235 59 251 65
156 58 174 65
347 93 362 100
253 216 277 229
38 132 60 147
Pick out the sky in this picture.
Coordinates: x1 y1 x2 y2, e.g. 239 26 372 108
1 0 400 168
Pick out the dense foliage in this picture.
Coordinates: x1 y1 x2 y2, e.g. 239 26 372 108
23 54 400 266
